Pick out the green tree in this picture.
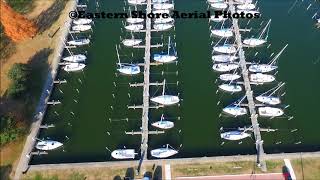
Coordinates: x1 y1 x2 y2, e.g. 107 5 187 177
7 63 29 97
0 116 24 146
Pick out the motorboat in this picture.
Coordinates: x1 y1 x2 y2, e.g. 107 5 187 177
151 79 179 106
220 131 251 141
73 18 92 25
223 106 247 116
151 144 178 158
62 54 86 63
258 107 284 117
35 140 63 151
72 24 91 32
211 28 233 38
213 44 237 54
151 114 174 129
122 39 143 47
63 63 86 72
154 17 174 24
153 23 173 31
153 3 174 10
212 63 239 72
250 73 275 83
255 95 281 105
237 3 256 10
117 63 140 75
125 24 144 31
219 74 241 81
212 54 239 62
111 149 136 159
218 84 242 92
126 17 145 24
210 3 228 10
67 38 90 46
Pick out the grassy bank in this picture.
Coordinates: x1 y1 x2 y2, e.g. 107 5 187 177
6 0 34 14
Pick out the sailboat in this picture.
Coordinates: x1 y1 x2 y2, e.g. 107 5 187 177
223 96 247 116
220 131 251 141
208 0 225 3
212 63 239 72
128 0 146 5
237 3 256 10
151 144 178 158
255 83 284 105
63 63 86 72
116 46 140 75
210 15 227 22
72 24 92 32
67 38 90 46
125 24 144 31
210 3 228 10
111 149 136 159
219 84 242 92
153 3 174 10
213 44 237 54
35 140 63 151
153 23 174 31
211 28 233 38
243 19 271 47
235 0 253 4
250 73 275 84
248 44 288 73
150 79 180 106
258 107 284 117
73 18 92 25
126 17 145 24
154 17 174 24
212 54 239 62
153 36 177 63
62 54 86 63
153 9 170 14
122 32 143 47
219 74 241 81
151 114 174 129
153 0 169 3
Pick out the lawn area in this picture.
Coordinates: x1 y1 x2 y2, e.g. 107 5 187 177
6 0 35 14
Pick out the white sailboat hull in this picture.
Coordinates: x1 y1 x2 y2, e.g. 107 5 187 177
237 4 256 10
128 0 146 5
250 73 275 83
258 107 284 117
212 63 239 72
63 54 86 63
154 17 174 24
73 18 92 25
152 9 170 14
211 29 233 38
235 0 253 4
219 74 241 81
63 63 86 72
210 15 227 22
223 106 247 116
210 3 228 10
117 63 140 75
212 55 239 62
153 24 174 31
219 84 242 92
256 96 281 105
153 3 174 10
126 18 145 24
125 24 144 31
221 131 250 141
208 0 224 3
36 140 63 151
67 39 90 46
151 148 178 158
151 95 179 105
111 149 136 159
122 39 143 47
243 38 266 47
213 45 237 54
72 25 92 32
152 121 174 129
153 54 177 63
248 64 277 73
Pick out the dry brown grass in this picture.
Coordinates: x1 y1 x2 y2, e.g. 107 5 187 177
291 157 320 180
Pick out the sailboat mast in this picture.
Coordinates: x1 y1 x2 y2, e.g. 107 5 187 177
258 19 271 40
116 45 120 64
269 44 288 65
162 79 166 96
167 36 171 55
268 82 285 97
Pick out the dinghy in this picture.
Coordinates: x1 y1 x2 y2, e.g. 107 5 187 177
256 95 281 105
153 3 174 10
151 79 179 106
153 23 173 31
122 39 143 47
212 63 239 72
212 54 239 62
211 29 233 38
221 131 250 141
63 63 86 72
154 17 174 24
151 144 178 158
258 107 284 117
73 18 92 25
111 149 136 159
126 17 144 24
152 114 174 129
72 24 91 32
210 3 228 10
223 106 247 116
250 73 275 83
63 54 86 63
219 84 242 92
219 74 241 81
125 24 144 31
213 44 237 54
237 3 256 10
67 38 90 46
36 140 63 151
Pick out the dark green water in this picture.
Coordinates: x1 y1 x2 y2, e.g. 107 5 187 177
31 0 320 164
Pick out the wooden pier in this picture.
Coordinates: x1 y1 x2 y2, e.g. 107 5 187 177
125 130 165 135
229 0 267 171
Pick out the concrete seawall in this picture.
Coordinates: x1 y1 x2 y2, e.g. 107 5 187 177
14 1 78 179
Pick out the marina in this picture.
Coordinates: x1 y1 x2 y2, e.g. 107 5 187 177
17 0 319 175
